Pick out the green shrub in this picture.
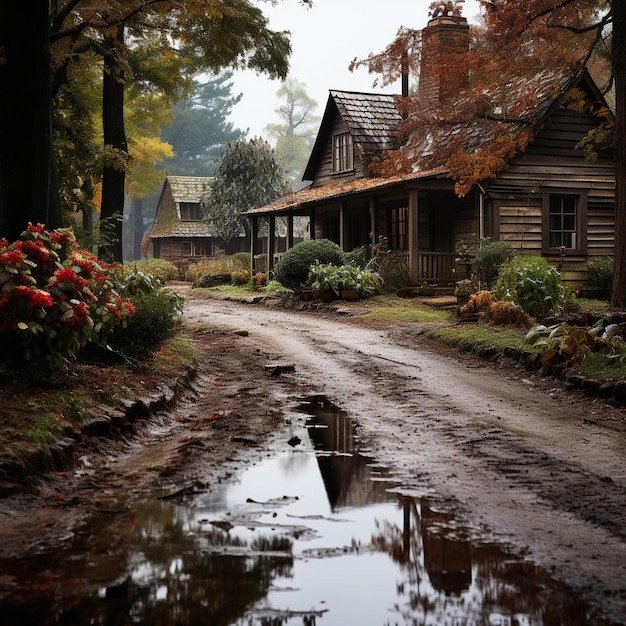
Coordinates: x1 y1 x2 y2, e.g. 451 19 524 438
123 258 179 282
474 239 517 288
273 239 344 290
108 287 183 358
307 263 383 299
343 245 371 269
495 255 566 318
231 269 251 285
586 256 613 299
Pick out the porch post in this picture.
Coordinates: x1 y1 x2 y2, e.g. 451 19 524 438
369 198 376 244
408 190 419 284
250 216 259 274
310 208 316 240
287 214 294 250
268 215 276 272
339 202 345 250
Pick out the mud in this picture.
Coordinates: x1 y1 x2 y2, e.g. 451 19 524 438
1 284 626 624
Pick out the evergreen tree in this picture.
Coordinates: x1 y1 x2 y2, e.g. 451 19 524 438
202 138 289 242
161 73 246 176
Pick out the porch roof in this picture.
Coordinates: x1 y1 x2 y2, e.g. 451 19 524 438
247 166 448 217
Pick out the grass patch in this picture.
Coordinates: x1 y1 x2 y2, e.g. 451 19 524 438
0 337 197 454
579 351 626 381
428 324 536 356
364 296 453 324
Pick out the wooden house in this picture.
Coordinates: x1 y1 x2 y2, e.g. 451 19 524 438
147 176 248 266
247 12 615 288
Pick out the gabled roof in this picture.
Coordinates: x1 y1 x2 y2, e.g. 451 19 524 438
303 91 402 180
166 175 213 203
149 175 214 239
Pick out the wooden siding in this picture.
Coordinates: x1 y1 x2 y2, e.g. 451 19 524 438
488 104 615 277
312 117 368 186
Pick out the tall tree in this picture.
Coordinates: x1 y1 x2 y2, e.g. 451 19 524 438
161 73 246 176
264 77 319 187
0 2 60 240
0 0 301 252
202 138 289 242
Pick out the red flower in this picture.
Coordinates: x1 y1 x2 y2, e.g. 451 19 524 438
12 285 54 308
52 267 88 289
0 249 25 266
16 239 51 264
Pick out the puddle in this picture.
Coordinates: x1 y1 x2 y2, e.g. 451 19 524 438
0 396 615 625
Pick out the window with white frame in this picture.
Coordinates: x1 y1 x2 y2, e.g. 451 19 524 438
332 133 354 173
542 191 587 254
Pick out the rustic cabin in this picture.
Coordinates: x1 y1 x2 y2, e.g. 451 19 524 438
147 175 248 267
247 11 615 289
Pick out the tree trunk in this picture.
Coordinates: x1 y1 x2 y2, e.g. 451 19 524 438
132 198 145 260
611 0 626 308
100 26 127 263
0 1 60 240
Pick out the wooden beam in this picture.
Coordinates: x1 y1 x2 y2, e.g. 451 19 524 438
369 198 376 244
339 202 345 250
268 215 276 272
251 216 259 274
287 214 294 250
408 190 419 284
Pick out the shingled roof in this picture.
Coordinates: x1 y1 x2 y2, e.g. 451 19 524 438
149 176 214 239
303 91 402 180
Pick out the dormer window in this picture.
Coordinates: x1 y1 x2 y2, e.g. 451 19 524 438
180 202 201 221
332 133 354 173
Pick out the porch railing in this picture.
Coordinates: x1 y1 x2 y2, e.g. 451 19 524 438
416 252 463 281
255 250 464 282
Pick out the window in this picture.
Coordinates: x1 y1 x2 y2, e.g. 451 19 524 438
543 192 586 253
389 206 408 250
549 195 577 248
332 133 354 173
180 202 201 221
181 240 209 257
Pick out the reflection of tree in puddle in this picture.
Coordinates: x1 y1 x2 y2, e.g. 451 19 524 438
371 496 598 625
1 499 296 625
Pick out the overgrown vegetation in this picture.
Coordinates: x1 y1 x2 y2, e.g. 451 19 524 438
473 239 517 288
586 256 613 300
273 239 345 290
495 256 566 318
123 258 179 282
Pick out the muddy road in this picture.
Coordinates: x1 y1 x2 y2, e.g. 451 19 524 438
2 286 626 624
180 290 626 623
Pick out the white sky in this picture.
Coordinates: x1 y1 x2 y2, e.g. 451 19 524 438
228 0 483 140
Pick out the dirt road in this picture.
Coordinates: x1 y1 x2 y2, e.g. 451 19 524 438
180 289 626 624
2 287 626 623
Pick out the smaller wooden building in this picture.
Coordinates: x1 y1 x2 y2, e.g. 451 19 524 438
147 176 248 265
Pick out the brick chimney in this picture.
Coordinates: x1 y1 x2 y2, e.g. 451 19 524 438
418 10 470 107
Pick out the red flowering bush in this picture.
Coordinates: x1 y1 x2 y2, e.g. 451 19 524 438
0 224 135 368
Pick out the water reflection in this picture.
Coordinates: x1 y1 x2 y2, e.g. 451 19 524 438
0 396 614 625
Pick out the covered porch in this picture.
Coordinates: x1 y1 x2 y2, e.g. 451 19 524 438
247 173 482 286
